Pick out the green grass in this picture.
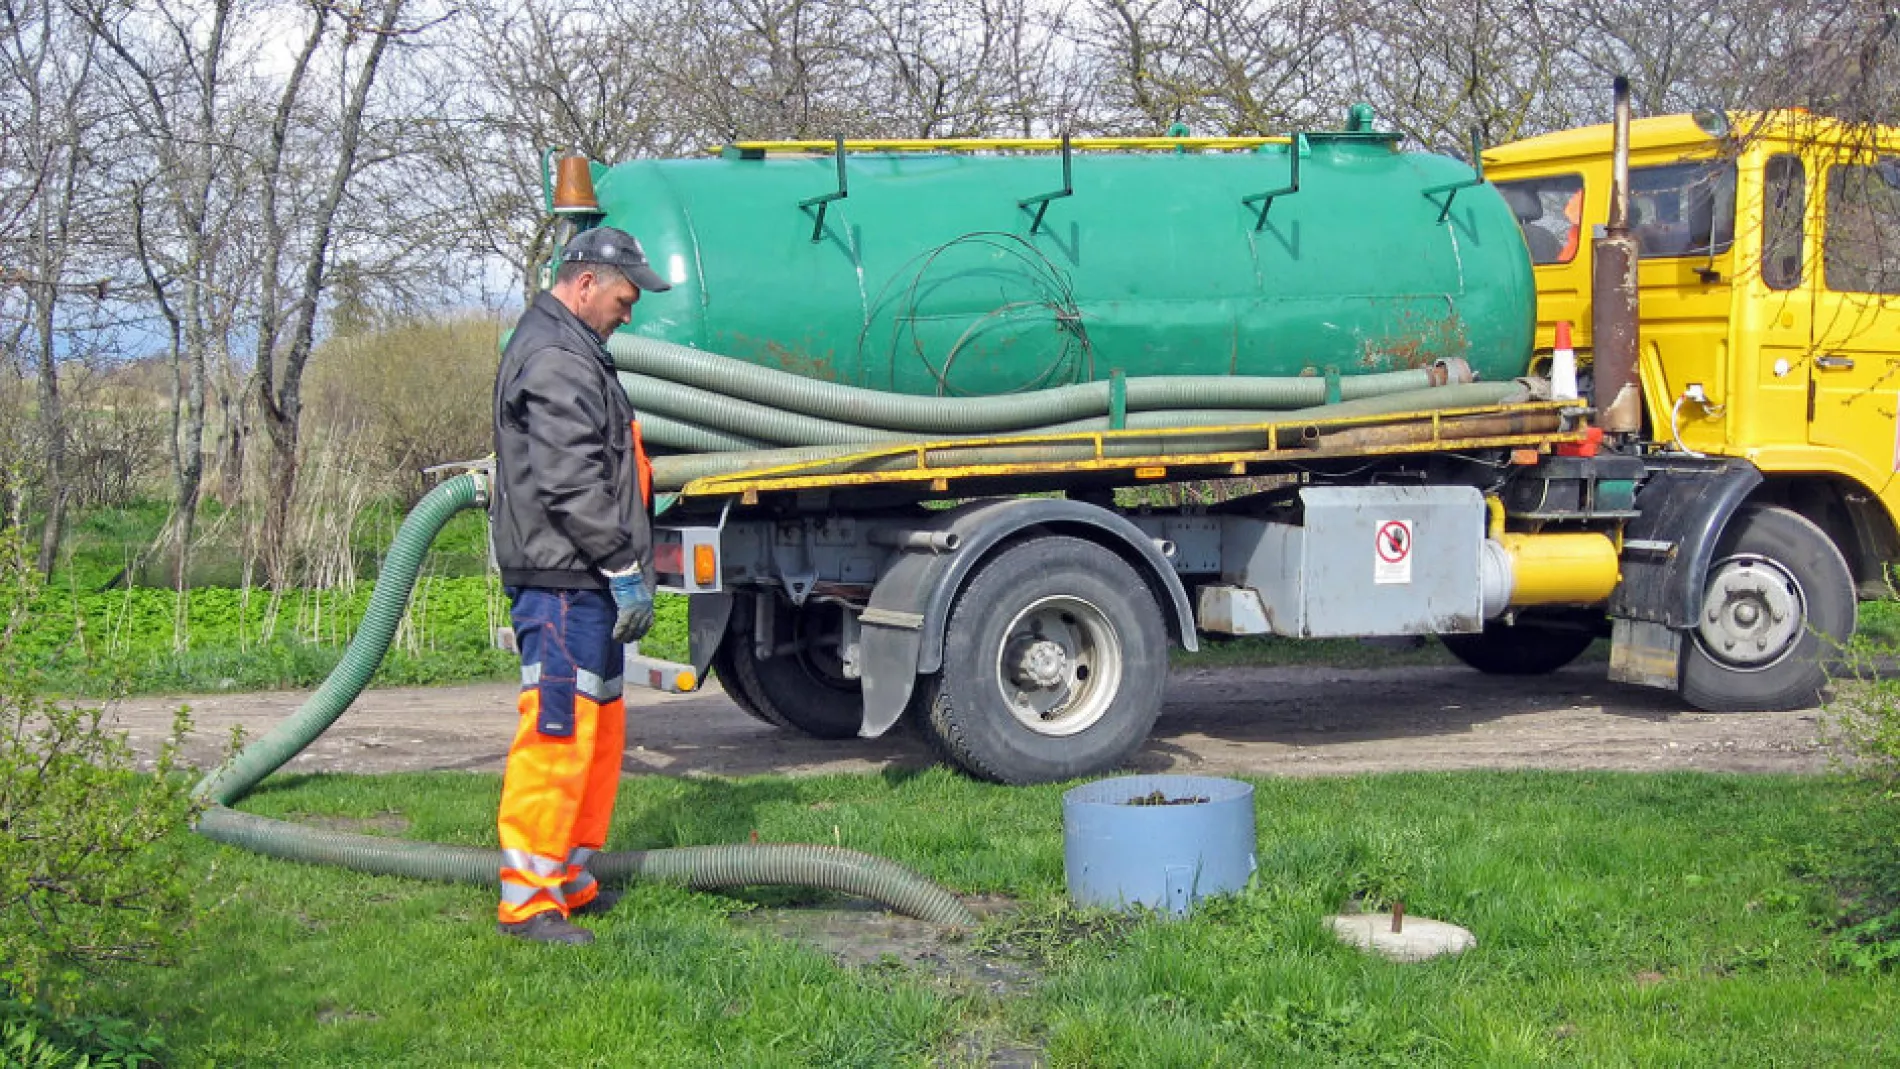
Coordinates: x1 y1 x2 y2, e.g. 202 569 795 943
1856 598 1900 646
16 579 689 698
89 770 1899 1066
54 499 494 590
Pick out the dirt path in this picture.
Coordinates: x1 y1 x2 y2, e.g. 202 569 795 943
106 662 1832 779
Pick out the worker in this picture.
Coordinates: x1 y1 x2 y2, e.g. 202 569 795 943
1557 187 1583 262
490 225 670 945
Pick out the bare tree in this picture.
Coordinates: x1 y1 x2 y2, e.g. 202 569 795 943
1074 0 1349 135
72 0 251 590
1344 0 1581 154
244 0 416 586
417 0 691 302
0 0 112 572
856 0 1052 137
665 0 879 140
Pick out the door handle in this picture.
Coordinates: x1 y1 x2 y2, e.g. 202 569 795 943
1816 354 1856 371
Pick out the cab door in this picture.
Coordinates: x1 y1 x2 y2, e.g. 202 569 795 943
1734 153 1814 448
1811 154 1900 495
1626 158 1737 453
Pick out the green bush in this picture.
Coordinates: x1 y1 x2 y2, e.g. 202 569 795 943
1823 647 1900 970
0 531 198 1013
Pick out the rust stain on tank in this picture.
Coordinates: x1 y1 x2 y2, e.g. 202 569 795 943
1360 307 1472 372
729 335 840 382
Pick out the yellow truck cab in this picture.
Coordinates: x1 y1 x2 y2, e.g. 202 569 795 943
1486 112 1900 608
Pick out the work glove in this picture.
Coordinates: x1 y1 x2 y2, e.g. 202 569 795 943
607 569 655 643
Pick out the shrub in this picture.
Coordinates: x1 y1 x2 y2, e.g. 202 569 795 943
305 315 505 502
1823 648 1900 970
0 530 198 1009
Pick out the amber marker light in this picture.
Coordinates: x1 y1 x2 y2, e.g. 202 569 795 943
552 150 600 215
693 544 717 586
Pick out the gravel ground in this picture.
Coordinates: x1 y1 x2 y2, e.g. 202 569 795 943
104 661 1833 780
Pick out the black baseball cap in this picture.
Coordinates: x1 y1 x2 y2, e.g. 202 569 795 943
561 226 671 292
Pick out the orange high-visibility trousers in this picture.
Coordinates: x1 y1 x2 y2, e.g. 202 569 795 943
498 587 626 924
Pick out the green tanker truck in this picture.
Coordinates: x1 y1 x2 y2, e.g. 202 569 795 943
550 97 1859 786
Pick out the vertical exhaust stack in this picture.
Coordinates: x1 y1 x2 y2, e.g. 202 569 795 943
1592 77 1643 434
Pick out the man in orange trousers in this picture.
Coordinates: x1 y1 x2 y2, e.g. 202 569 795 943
490 227 670 944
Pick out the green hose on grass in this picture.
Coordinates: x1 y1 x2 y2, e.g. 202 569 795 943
192 473 977 928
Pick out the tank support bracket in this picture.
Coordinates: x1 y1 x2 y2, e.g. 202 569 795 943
1241 134 1303 231
1019 132 1074 234
798 135 850 242
1423 129 1487 224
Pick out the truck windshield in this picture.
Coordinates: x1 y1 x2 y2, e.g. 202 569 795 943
1631 160 1736 259
1493 175 1583 265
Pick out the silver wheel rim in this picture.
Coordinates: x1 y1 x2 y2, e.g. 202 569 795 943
992 594 1123 737
1694 552 1806 671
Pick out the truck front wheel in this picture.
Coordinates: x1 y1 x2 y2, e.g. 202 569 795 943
912 536 1168 784
1680 505 1854 711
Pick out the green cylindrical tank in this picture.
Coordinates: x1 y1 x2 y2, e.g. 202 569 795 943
585 124 1535 395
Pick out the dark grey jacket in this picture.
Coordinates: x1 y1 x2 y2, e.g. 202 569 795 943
492 292 649 589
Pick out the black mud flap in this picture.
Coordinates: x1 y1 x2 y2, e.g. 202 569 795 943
1607 458 1762 689
686 592 736 684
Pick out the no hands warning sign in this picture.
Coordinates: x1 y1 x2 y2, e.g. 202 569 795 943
1374 519 1413 584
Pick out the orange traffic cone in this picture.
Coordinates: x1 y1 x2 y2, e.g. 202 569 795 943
1551 320 1579 400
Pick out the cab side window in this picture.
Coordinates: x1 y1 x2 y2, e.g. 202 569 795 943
1824 157 1900 295
1631 161 1736 259
1761 155 1805 290
1493 175 1584 265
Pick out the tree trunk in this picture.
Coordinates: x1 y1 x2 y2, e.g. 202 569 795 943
31 244 68 578
259 405 298 588
170 316 208 592
216 376 247 506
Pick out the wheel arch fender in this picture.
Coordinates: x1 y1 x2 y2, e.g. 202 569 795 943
856 498 1197 738
1609 458 1763 628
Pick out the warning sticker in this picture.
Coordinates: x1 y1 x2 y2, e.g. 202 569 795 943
1374 519 1413 585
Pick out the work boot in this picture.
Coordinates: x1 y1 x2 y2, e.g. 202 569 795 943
570 888 623 918
498 912 595 945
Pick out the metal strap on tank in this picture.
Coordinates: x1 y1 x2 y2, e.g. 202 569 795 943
798 135 849 243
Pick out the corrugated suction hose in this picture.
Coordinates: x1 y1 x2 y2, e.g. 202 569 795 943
608 333 1459 450
192 473 976 928
647 381 1529 491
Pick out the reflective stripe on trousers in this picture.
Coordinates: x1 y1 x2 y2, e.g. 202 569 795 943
498 587 626 924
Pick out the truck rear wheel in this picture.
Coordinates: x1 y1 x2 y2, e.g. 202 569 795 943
711 596 863 739
912 536 1167 784
1680 505 1854 711
709 638 783 729
1441 619 1598 676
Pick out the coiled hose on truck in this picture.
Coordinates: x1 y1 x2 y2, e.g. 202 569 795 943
610 334 1526 490
192 473 978 927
